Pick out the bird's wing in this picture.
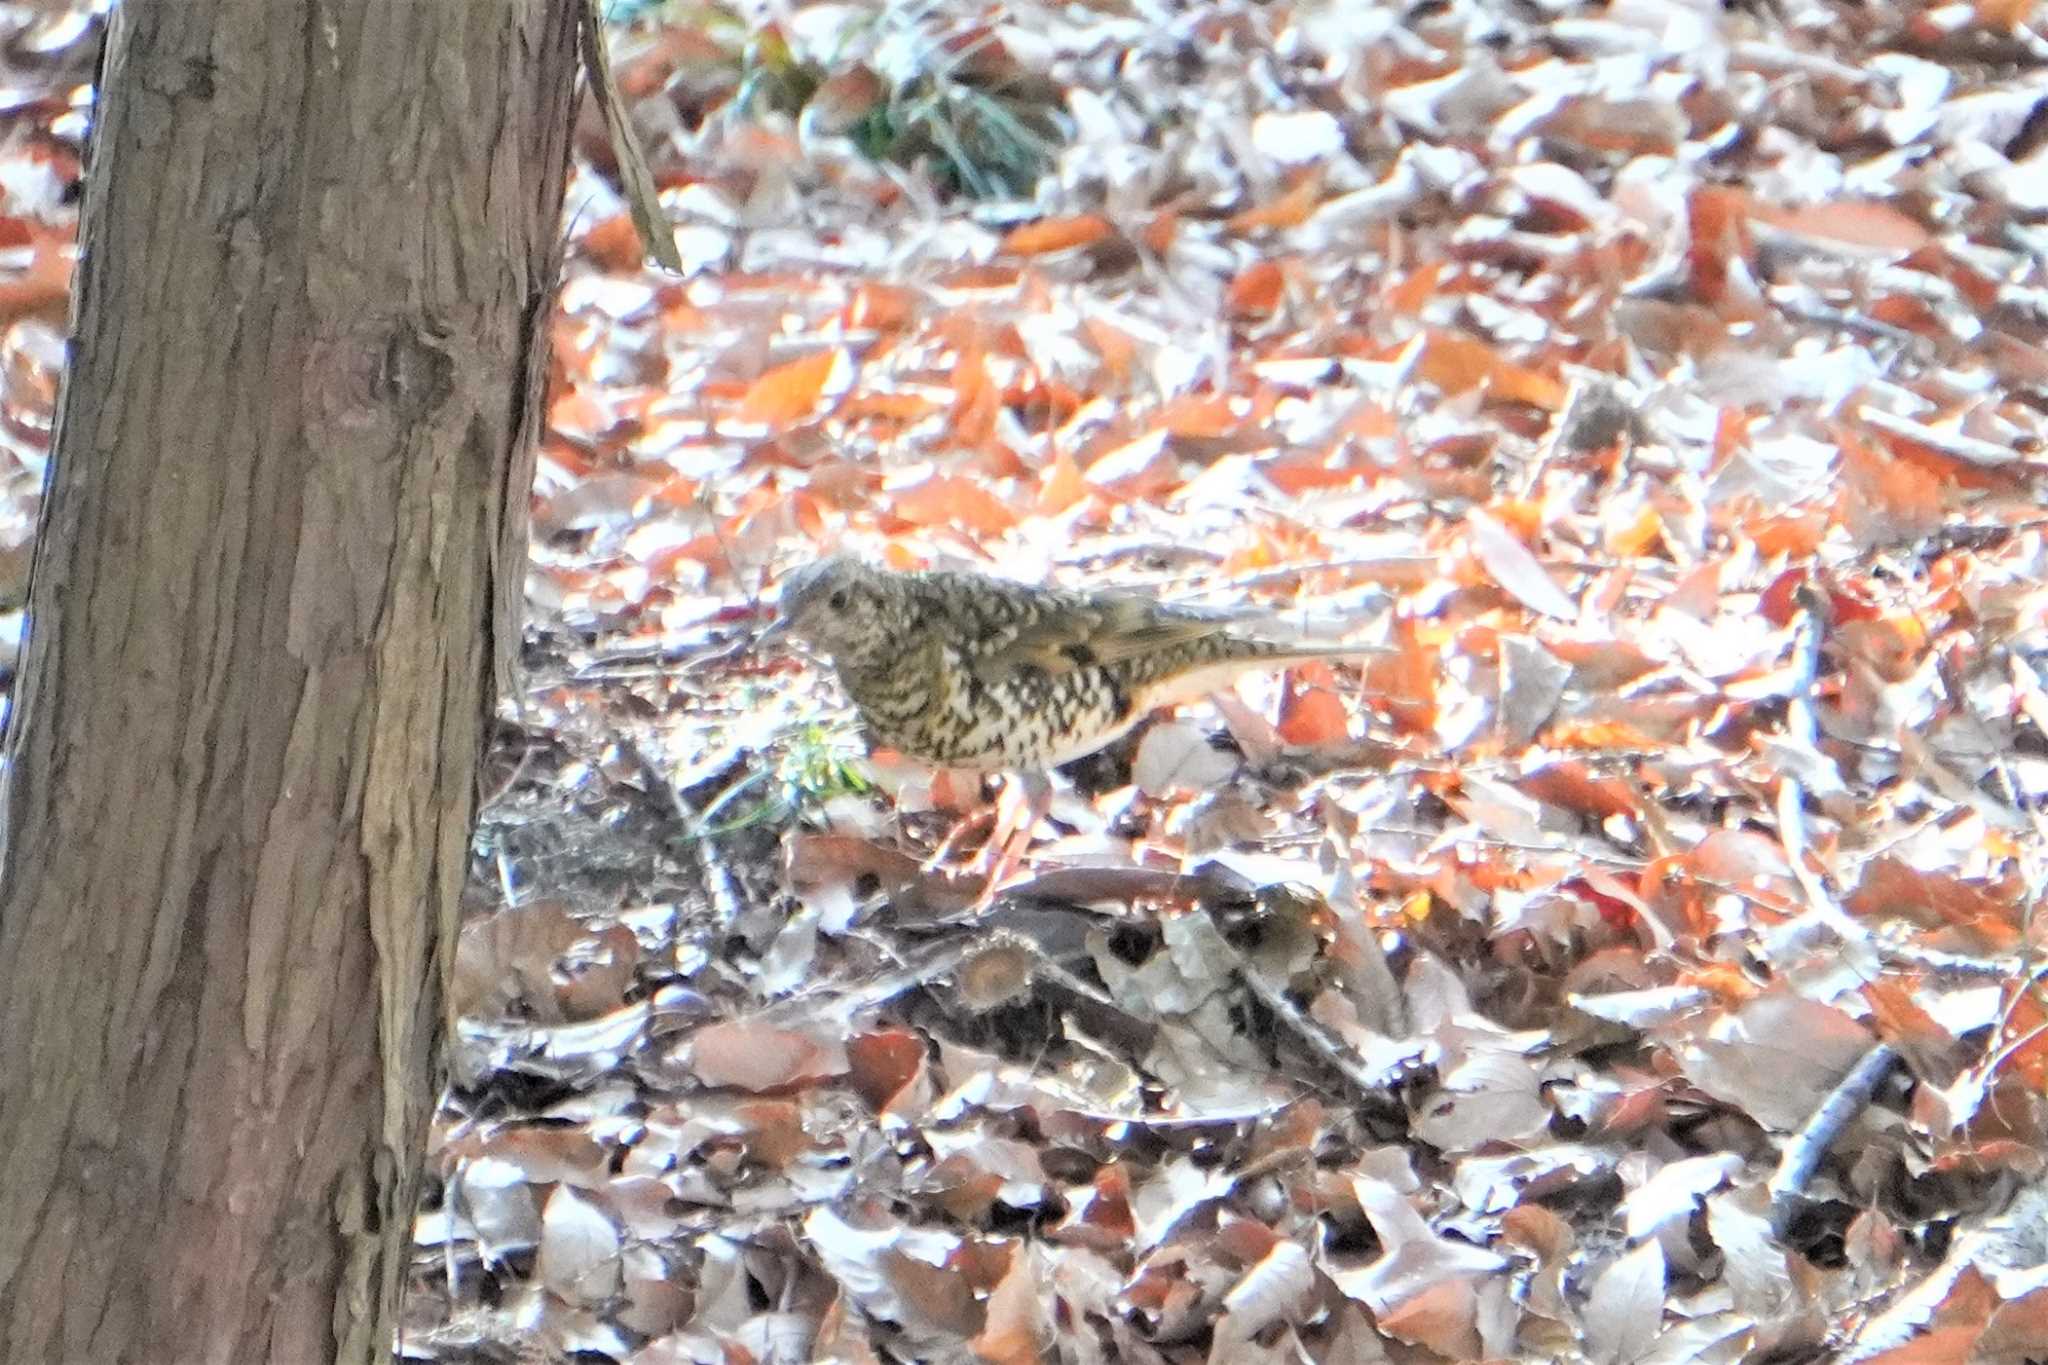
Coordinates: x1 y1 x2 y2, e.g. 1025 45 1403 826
957 581 1239 677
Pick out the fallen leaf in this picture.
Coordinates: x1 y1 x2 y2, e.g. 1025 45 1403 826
1466 510 1578 620
1581 1240 1665 1365
1132 721 1240 796
687 1018 846 1092
887 473 1018 536
1227 260 1286 318
1417 329 1566 410
1227 175 1322 233
736 348 846 426
1001 214 1115 256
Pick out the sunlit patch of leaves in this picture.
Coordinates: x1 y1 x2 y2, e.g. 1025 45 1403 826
424 0 2048 1357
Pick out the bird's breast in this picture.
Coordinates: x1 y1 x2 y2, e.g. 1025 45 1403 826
841 647 1139 769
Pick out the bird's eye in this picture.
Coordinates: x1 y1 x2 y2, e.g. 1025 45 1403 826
827 589 850 611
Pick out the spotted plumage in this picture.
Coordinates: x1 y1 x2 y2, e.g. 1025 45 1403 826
769 556 1379 772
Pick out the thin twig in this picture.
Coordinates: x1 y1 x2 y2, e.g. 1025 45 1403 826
1767 1042 1899 1237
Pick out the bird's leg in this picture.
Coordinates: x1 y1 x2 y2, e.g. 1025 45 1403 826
920 807 993 872
915 768 993 872
973 769 1052 905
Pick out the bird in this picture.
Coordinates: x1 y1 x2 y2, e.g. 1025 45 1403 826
764 554 1384 884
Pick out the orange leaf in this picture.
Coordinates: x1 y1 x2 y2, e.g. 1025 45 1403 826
951 370 1000 447
1260 449 1368 496
736 349 844 426
1384 261 1444 316
647 474 702 509
1417 330 1565 410
1839 431 1946 544
843 282 917 332
0 238 71 327
1037 450 1088 515
582 212 645 272
1156 394 1240 438
1710 406 1750 473
1547 718 1662 750
1278 667 1349 746
1227 175 1322 234
837 389 943 424
1687 186 1751 303
937 262 1023 292
1517 763 1638 821
1492 498 1544 540
1847 858 2021 948
1082 316 1137 384
1140 208 1179 255
804 65 887 135
1835 614 1926 684
1746 511 1827 558
1976 0 2034 28
548 388 610 441
888 474 1018 536
1603 504 1664 558
1227 261 1285 318
1000 213 1114 256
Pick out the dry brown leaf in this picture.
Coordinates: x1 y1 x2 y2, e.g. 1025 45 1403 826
1846 857 2022 949
969 1245 1049 1365
451 900 590 1022
846 1029 929 1114
1750 199 1932 253
0 237 73 327
804 65 887 136
1862 979 1967 1085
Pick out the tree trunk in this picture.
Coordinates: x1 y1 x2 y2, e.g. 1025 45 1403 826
0 1 578 1359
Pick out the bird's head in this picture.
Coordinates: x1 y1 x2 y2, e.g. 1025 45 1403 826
767 555 906 671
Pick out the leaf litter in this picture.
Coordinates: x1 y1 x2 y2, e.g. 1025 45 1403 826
1 0 2048 1360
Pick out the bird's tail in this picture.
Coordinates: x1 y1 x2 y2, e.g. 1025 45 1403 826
1137 639 1390 711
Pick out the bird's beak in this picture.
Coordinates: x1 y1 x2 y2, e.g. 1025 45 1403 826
755 609 792 650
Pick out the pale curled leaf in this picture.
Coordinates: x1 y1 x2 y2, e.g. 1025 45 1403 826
536 1185 623 1304
1220 1239 1315 1338
1582 1239 1666 1365
1132 720 1241 796
1467 510 1578 620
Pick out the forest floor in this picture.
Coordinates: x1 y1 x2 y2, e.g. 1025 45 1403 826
5 1 2048 1362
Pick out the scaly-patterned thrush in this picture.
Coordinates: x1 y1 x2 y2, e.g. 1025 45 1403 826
769 555 1381 772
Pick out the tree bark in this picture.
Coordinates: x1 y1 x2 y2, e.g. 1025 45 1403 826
0 1 578 1359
